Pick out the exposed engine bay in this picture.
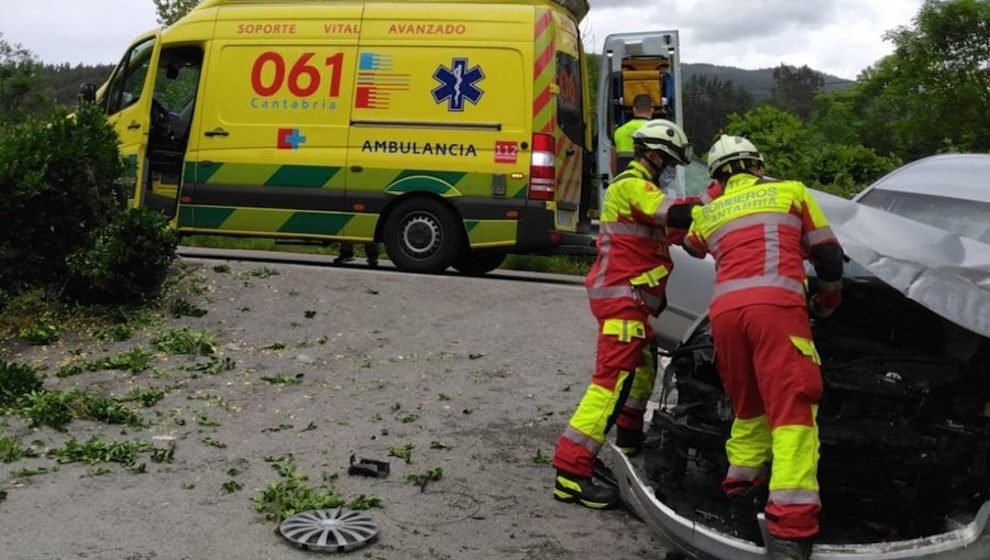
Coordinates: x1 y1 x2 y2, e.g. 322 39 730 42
645 276 990 545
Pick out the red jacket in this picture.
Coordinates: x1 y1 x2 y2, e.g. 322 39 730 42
684 173 842 318
586 161 702 317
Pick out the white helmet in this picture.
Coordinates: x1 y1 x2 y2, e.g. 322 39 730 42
707 135 764 177
633 119 693 165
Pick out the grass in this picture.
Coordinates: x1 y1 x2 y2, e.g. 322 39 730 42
12 388 145 430
502 254 594 276
0 436 22 463
261 374 303 385
187 356 235 376
254 455 381 525
0 288 161 343
120 388 166 408
388 443 414 464
49 436 151 467
57 347 154 377
182 235 593 276
152 327 216 356
0 361 44 407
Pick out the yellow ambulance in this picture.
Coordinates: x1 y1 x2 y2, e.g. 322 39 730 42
88 0 600 274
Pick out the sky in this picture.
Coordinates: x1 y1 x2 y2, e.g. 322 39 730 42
1 0 924 80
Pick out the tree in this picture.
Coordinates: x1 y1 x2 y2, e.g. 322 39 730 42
722 105 898 198
683 74 754 155
153 0 201 26
770 64 824 121
0 33 51 124
852 0 990 160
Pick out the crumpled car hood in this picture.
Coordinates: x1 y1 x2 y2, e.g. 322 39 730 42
813 190 990 339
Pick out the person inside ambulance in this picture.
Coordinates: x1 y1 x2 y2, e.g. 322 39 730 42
552 119 712 510
611 94 654 176
682 135 845 560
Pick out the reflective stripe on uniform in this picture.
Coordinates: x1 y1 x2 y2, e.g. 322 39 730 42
587 285 665 312
712 275 805 298
599 221 666 240
561 425 602 455
727 464 766 482
589 231 612 289
789 335 822 366
602 318 646 343
629 264 669 287
764 222 781 276
769 489 821 506
707 213 802 249
561 369 633 454
623 395 647 412
803 225 836 247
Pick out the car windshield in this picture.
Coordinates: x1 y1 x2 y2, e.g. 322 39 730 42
856 189 990 244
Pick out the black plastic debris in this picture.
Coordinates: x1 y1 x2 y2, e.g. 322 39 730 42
348 454 390 478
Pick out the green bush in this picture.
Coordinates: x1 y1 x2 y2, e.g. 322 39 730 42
0 361 43 407
66 208 179 304
0 102 124 290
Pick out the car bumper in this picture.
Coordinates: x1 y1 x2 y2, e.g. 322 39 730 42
606 443 990 560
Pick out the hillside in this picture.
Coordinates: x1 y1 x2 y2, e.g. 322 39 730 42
681 62 853 100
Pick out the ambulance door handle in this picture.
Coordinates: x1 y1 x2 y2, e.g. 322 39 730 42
127 121 141 130
351 166 363 172
204 128 229 137
565 149 576 156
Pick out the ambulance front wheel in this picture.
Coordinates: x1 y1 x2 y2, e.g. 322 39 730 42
383 198 464 274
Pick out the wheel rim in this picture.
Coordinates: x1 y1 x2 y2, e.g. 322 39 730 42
401 213 442 260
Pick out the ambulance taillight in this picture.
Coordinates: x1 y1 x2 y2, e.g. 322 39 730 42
528 133 556 201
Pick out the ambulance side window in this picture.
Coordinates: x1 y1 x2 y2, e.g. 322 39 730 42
105 37 157 116
556 51 583 145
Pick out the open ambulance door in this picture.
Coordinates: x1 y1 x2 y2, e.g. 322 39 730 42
101 32 162 211
143 45 206 222
595 31 683 212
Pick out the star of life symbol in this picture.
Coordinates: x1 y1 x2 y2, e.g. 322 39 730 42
431 58 485 111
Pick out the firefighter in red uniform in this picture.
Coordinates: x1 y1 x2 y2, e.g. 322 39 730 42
683 135 844 560
552 120 717 509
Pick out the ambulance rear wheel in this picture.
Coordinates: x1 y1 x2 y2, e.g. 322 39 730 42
384 198 463 274
453 251 507 276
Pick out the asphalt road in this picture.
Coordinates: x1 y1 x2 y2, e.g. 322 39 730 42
0 254 670 560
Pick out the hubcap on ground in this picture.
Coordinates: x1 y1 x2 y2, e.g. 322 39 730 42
279 508 379 552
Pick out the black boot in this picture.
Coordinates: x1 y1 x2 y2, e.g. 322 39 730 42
769 537 813 560
554 470 620 509
615 427 645 457
727 483 768 544
365 244 379 268
334 243 355 265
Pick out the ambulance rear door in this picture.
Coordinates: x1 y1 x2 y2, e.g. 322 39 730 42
595 31 683 211
548 9 585 233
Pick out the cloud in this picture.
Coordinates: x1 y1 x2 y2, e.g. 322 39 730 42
583 0 923 79
1 0 158 65
668 1 841 44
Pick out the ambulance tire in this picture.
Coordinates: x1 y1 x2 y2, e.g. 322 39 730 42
453 251 507 276
383 198 464 274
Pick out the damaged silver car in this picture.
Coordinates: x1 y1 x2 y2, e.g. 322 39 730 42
606 182 990 559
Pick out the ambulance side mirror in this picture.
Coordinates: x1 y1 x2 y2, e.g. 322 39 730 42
78 83 97 104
